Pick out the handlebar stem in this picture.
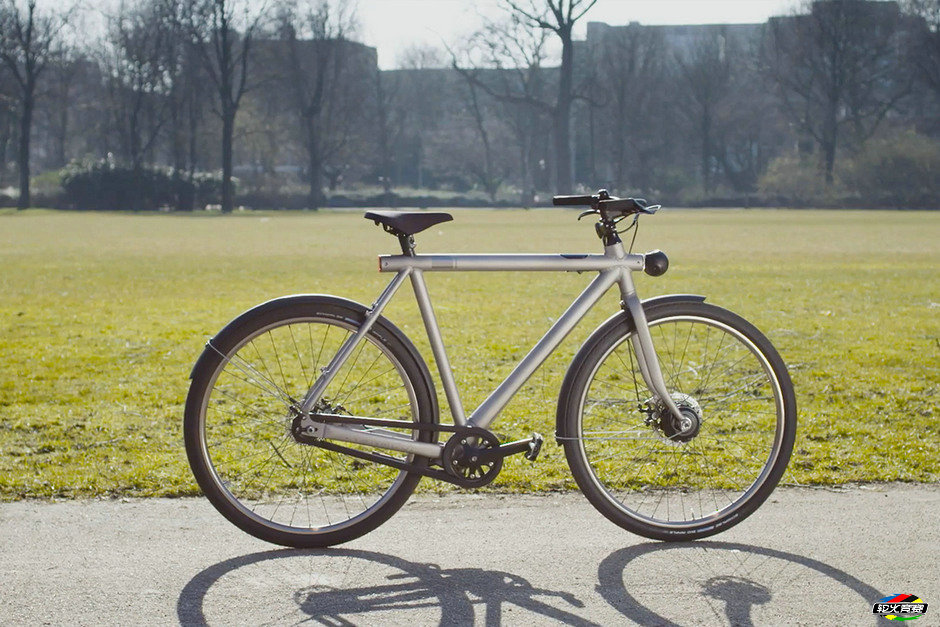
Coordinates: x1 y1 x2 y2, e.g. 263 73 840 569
595 216 622 247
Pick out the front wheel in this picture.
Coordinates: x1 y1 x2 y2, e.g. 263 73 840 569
559 301 796 541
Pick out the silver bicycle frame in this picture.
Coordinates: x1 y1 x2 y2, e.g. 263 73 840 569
298 243 682 460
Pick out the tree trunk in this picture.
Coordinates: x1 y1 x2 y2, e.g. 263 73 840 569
16 94 33 210
131 164 144 211
188 95 199 179
822 98 839 185
587 99 596 185
305 120 323 210
415 135 424 189
54 103 68 168
373 72 394 206
701 108 712 194
0 133 8 182
823 139 836 185
170 107 188 212
615 85 626 188
554 30 575 193
221 111 235 213
519 139 533 206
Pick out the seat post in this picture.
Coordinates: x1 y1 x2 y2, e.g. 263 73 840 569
398 233 416 256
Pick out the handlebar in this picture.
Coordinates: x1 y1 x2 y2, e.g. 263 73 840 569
552 189 660 218
552 194 595 206
553 189 662 246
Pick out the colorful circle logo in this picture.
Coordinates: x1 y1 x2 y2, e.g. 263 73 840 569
872 594 928 621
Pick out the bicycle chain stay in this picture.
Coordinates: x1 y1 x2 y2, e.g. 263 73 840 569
302 437 477 487
297 414 540 488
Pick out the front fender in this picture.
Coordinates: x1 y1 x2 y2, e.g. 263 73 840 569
637 293 706 312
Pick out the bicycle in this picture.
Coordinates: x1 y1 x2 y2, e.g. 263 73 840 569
184 190 797 548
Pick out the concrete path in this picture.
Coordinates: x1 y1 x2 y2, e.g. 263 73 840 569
2 484 938 626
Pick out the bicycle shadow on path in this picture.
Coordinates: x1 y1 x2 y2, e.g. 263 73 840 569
176 542 884 625
177 547 601 626
597 541 882 626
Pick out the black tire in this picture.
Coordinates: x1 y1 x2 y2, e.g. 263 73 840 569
558 300 796 541
184 295 438 548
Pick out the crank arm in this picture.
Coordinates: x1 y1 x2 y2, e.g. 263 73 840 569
475 433 544 465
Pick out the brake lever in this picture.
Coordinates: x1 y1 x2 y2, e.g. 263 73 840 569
577 209 598 220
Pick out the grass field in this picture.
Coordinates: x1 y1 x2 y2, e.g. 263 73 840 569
0 208 937 499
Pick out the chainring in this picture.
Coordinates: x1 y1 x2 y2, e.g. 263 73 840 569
441 427 503 488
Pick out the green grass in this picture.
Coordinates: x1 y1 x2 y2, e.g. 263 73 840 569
0 208 937 499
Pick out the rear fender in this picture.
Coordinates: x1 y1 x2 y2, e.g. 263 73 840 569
188 294 440 425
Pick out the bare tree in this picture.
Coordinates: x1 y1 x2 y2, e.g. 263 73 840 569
396 44 447 189
456 0 595 192
464 80 503 201
505 0 596 191
904 0 940 98
273 0 360 209
372 68 416 203
187 0 264 212
37 47 81 169
103 0 178 171
675 28 735 194
453 14 552 201
163 3 209 209
589 23 669 193
715 29 794 196
0 0 66 208
762 0 912 183
0 60 16 184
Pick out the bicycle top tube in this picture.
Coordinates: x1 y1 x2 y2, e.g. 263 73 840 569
378 252 646 274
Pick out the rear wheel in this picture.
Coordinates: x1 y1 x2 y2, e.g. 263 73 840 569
184 296 437 548
560 301 796 541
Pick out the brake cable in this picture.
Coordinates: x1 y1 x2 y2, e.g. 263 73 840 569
619 214 641 253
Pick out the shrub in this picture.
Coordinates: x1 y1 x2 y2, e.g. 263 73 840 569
839 130 940 208
60 158 225 211
192 171 226 210
757 154 835 205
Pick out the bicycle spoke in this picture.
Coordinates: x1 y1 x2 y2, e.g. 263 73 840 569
575 311 787 530
194 311 424 542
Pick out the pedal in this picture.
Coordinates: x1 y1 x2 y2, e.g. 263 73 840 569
525 433 543 461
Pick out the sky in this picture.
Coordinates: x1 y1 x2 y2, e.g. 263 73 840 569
356 0 801 68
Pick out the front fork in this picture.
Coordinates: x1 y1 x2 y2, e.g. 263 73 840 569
618 270 685 422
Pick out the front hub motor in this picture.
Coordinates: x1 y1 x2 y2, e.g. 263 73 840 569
654 393 703 443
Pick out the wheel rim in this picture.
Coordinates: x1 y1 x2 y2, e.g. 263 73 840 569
196 315 421 536
577 314 787 529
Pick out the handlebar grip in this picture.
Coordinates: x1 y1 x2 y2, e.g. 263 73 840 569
599 197 643 212
553 195 594 206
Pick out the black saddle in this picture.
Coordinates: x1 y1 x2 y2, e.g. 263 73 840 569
364 210 453 236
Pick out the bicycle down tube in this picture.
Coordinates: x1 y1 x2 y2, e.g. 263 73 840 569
297 248 683 459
